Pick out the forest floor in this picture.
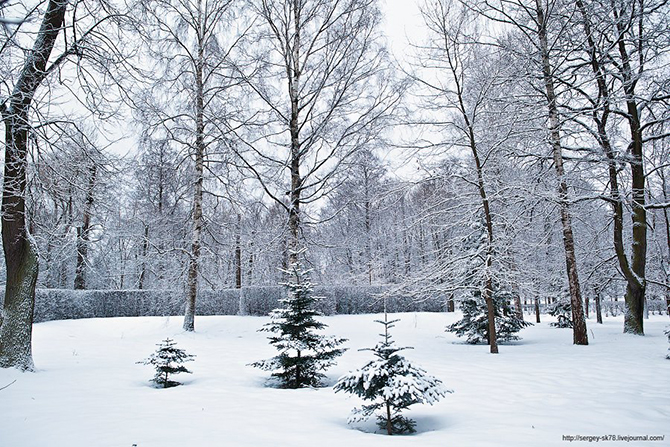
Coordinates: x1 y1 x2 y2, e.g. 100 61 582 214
0 312 668 447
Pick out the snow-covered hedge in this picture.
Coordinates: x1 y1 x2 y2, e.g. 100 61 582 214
22 286 445 323
31 289 238 323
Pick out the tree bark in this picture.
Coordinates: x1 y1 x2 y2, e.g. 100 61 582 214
514 295 524 320
613 3 647 335
184 0 205 332
662 170 670 318
386 401 393 435
585 295 589 319
235 214 242 288
74 163 96 289
248 229 255 285
534 298 541 323
535 0 588 345
447 294 455 313
138 224 149 289
0 0 68 370
575 0 646 335
470 129 498 353
286 0 302 265
364 167 373 285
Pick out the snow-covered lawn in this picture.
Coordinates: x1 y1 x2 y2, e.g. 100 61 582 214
1 313 668 447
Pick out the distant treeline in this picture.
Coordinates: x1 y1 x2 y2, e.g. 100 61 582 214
23 287 447 323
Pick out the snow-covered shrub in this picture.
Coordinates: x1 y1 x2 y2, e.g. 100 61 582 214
327 286 444 314
199 289 240 315
138 338 195 388
26 285 446 323
548 300 573 328
447 291 531 344
250 260 347 388
239 286 282 315
335 313 451 435
665 327 670 360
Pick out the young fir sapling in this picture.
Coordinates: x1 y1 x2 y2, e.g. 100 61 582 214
548 299 573 328
250 258 347 388
138 338 195 388
334 312 451 435
447 290 531 344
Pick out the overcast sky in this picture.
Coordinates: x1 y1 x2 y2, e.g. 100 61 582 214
382 0 425 63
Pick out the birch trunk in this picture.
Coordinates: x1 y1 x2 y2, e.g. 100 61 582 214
183 0 205 332
286 0 302 265
535 0 588 345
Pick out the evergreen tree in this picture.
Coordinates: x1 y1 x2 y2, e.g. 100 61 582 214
548 299 573 328
447 289 531 344
250 260 347 388
334 312 451 435
138 338 195 388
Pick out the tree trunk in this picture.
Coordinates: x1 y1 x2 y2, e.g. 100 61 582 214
235 214 242 288
386 401 393 435
534 298 541 323
661 171 670 318
611 0 647 334
138 224 149 289
575 0 646 335
184 6 205 331
400 196 410 275
595 291 603 324
535 0 588 345
449 41 499 352
284 0 303 266
485 278 499 354
472 134 498 353
295 349 301 389
514 295 523 320
364 170 373 285
585 295 589 319
447 294 455 313
74 163 96 290
248 229 255 285
0 0 68 370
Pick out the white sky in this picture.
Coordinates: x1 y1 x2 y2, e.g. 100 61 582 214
381 0 425 63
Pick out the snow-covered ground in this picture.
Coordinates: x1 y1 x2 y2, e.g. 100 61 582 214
1 313 668 447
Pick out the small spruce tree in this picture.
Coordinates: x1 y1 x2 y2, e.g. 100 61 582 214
548 299 573 328
447 290 531 344
138 338 195 388
334 312 451 435
250 259 347 388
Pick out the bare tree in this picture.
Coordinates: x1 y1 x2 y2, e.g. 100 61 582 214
0 0 126 369
566 0 670 334
0 0 70 370
134 0 246 331
411 0 506 352
466 0 589 345
28 125 110 290
233 0 400 263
